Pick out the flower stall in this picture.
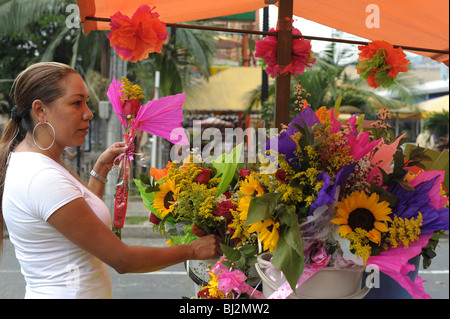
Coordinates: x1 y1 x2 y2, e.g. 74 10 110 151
136 97 449 299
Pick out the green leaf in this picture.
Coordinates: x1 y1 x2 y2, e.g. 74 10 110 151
239 245 258 257
139 173 151 185
134 179 156 214
272 232 304 293
220 244 241 262
285 212 304 257
334 96 342 111
355 113 365 132
212 143 243 196
244 192 283 226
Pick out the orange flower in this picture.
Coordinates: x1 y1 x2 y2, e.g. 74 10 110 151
108 5 168 62
315 106 340 122
385 47 410 78
150 162 171 181
356 40 410 88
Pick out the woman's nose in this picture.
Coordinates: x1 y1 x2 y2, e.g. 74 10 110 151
83 104 94 121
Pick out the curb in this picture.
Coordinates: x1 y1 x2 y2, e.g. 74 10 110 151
121 224 165 239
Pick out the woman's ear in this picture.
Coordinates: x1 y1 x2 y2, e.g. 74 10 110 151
31 99 47 122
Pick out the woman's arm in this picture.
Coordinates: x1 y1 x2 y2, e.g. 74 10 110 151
88 142 127 199
47 197 222 274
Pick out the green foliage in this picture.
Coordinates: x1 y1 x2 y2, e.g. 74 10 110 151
220 243 258 272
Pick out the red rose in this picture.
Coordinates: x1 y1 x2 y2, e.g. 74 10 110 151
149 212 162 225
275 169 289 183
192 224 206 237
239 169 251 179
214 201 236 220
122 99 141 117
227 222 235 237
196 168 211 184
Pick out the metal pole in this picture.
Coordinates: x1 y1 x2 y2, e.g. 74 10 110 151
105 51 128 213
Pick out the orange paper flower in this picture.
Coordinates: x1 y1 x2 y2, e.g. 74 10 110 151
150 162 171 181
356 40 410 88
107 5 168 62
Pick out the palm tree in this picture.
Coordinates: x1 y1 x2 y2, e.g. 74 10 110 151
247 43 419 126
1 0 217 106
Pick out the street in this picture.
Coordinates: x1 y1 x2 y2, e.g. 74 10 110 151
1 236 448 299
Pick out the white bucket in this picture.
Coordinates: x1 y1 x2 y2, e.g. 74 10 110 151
255 252 370 299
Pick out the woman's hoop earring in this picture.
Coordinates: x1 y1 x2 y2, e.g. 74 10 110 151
32 121 55 151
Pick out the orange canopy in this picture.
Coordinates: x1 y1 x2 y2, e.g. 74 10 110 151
77 0 449 64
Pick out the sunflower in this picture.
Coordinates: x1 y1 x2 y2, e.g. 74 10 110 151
240 174 264 197
331 191 392 244
248 218 280 252
153 179 178 218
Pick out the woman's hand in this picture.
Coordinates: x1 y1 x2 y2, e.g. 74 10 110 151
89 142 127 198
187 235 223 260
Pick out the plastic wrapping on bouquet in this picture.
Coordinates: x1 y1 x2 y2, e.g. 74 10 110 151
112 131 135 238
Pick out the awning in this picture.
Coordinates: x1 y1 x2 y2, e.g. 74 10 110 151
183 67 263 111
76 0 449 65
417 94 450 115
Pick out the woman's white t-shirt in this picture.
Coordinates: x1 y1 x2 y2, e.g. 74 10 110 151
3 152 112 299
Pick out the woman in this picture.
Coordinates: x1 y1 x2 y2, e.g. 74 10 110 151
0 62 221 298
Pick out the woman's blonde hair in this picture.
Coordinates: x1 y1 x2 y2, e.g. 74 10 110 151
0 62 78 253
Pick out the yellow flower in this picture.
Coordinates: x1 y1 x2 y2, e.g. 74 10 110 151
240 174 264 197
204 272 226 298
237 196 252 221
331 191 392 244
248 218 280 252
153 179 178 218
387 212 423 248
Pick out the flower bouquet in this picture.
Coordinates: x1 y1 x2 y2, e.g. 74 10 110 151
238 104 448 299
107 77 188 238
136 144 272 295
135 92 448 299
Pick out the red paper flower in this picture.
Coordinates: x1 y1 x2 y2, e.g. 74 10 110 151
255 25 316 78
107 5 169 62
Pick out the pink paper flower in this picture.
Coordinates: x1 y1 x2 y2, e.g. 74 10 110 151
107 77 189 145
255 26 316 78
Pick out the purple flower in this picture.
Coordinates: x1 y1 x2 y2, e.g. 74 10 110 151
266 106 320 163
388 176 449 234
309 163 356 214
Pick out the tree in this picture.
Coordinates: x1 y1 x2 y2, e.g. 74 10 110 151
247 43 419 127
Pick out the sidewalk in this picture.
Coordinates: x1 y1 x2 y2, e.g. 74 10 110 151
121 196 163 238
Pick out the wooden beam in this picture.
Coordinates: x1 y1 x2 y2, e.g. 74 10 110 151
274 0 293 130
